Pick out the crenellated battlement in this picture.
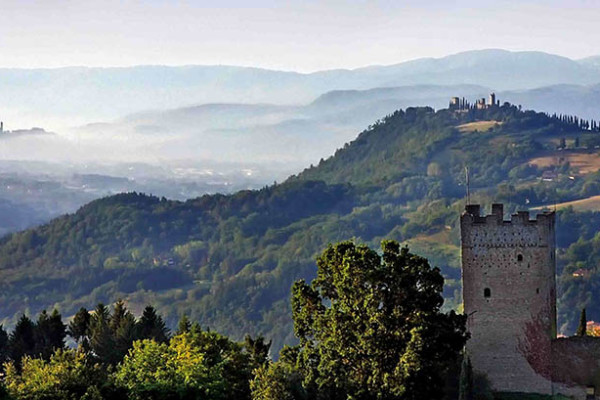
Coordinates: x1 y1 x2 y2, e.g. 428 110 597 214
462 203 554 226
461 202 557 395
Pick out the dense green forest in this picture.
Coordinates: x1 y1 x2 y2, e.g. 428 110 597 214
0 242 467 400
2 102 600 351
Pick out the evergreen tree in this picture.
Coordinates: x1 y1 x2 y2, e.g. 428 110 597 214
459 354 474 400
114 311 139 362
35 309 66 360
244 334 271 367
110 300 140 360
138 305 169 343
8 315 36 369
177 314 191 334
110 300 128 333
68 307 91 349
577 308 587 336
88 303 115 364
0 325 8 366
190 321 203 335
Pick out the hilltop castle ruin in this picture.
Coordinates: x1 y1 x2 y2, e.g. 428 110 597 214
450 93 500 111
461 204 600 399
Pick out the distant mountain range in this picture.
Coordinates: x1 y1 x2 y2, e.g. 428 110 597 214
578 55 600 68
0 49 600 239
2 49 600 128
68 81 600 169
70 84 490 167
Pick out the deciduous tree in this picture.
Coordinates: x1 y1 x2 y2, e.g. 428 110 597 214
281 240 468 400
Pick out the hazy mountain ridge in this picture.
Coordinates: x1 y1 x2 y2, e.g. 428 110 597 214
66 81 600 170
578 55 600 68
1 49 599 129
69 84 490 168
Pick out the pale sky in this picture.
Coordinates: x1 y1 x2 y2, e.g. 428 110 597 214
0 0 599 72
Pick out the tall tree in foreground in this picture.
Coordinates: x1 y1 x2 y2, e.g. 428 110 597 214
254 240 468 400
459 355 474 400
577 308 587 337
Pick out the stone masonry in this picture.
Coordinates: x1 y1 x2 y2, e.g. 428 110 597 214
461 204 556 395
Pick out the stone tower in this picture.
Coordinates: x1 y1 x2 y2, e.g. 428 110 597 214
461 204 556 394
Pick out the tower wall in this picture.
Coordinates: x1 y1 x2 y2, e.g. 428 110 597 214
461 204 556 394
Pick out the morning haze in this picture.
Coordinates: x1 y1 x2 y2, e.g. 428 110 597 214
1 2 600 399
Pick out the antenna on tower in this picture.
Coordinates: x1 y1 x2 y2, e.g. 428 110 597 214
465 166 471 205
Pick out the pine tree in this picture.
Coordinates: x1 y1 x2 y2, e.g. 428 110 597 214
35 309 66 360
114 312 138 361
88 303 115 364
110 300 128 334
177 314 191 334
577 308 587 336
138 305 169 343
190 322 203 335
68 307 91 348
8 314 36 369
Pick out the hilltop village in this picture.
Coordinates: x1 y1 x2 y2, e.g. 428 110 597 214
450 93 500 111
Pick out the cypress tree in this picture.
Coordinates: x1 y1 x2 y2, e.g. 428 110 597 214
459 354 474 400
577 308 587 337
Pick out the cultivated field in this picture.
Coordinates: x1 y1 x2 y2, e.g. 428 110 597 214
532 195 600 212
529 151 600 175
457 120 501 133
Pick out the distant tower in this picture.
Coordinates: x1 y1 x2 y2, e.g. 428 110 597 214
461 204 556 394
489 93 496 107
450 97 460 110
